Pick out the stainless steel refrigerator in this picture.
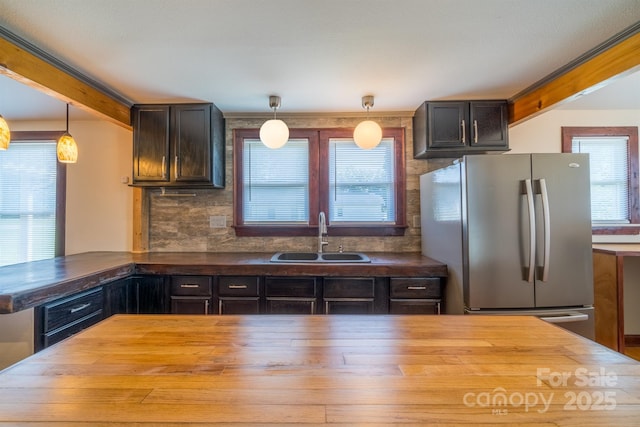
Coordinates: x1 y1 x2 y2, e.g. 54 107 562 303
420 154 594 339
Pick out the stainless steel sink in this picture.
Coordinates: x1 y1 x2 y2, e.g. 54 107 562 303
270 252 371 263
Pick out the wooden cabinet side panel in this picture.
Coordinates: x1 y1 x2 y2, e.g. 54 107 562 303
593 252 620 351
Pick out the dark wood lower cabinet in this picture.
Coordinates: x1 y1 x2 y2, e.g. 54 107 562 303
389 277 443 315
35 275 443 351
323 277 376 314
35 287 104 351
265 277 318 314
217 276 261 314
170 276 212 314
134 276 168 314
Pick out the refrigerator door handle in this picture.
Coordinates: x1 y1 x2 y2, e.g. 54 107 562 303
539 313 588 324
524 179 536 282
538 178 551 282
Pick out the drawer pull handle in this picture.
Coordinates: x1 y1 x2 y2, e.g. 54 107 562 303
70 303 91 314
180 284 200 288
228 285 248 289
407 286 427 290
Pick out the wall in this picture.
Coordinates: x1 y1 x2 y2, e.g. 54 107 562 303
147 114 450 253
11 119 133 254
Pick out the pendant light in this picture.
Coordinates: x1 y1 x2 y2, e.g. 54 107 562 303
57 103 78 163
353 95 382 150
0 114 10 151
259 95 289 149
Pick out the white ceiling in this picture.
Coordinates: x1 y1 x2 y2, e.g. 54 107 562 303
0 0 638 122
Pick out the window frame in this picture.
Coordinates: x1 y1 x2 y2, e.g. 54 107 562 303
233 127 406 237
8 131 67 257
561 126 640 235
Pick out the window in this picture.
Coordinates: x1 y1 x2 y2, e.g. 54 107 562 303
0 131 66 266
234 128 406 236
562 126 639 235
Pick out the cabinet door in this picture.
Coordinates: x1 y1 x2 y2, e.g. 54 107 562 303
104 278 135 317
217 276 261 315
219 298 260 314
427 102 467 149
171 297 212 314
173 104 212 183
132 276 168 314
265 277 318 314
389 300 440 314
323 278 375 314
132 105 170 183
469 102 508 148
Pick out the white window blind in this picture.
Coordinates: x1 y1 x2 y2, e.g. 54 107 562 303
328 138 395 223
0 142 58 266
242 138 309 223
572 136 630 223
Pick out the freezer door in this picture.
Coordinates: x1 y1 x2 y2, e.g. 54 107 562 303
464 154 535 309
531 153 594 307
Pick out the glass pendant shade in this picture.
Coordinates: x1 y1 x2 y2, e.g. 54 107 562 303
354 119 382 150
57 132 78 163
0 115 10 150
354 95 382 149
260 118 289 149
260 95 289 149
57 104 78 163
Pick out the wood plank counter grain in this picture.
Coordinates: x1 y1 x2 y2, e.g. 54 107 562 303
0 251 447 313
0 314 639 425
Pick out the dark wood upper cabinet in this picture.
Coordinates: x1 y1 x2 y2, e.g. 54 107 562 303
131 103 225 188
413 100 509 158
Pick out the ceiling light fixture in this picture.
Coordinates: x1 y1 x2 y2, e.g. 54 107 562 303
0 114 10 151
353 95 382 150
259 95 289 149
57 103 78 163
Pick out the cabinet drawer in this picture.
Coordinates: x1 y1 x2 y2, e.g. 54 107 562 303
43 310 103 348
171 276 212 296
324 278 375 298
390 278 441 299
265 277 317 297
42 288 104 332
218 276 260 296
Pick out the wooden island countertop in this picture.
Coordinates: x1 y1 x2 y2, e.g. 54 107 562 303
1 314 639 425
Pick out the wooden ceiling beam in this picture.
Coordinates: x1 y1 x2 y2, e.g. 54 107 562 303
0 28 131 129
509 23 640 126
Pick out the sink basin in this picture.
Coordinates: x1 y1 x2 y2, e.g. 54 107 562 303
270 252 371 263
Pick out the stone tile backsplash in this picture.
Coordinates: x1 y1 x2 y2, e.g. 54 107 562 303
147 115 450 253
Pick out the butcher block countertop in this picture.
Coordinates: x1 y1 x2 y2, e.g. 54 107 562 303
0 251 447 313
0 314 639 425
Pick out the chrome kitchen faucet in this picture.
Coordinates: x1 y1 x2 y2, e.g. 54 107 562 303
318 211 329 253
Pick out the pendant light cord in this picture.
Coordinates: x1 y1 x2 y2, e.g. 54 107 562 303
66 104 70 132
